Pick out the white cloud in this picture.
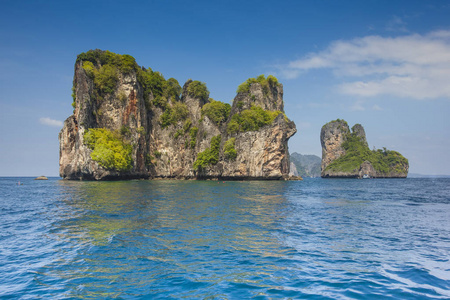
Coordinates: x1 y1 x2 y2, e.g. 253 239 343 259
428 30 450 39
280 30 450 100
278 68 301 79
39 117 63 127
385 16 408 32
350 100 365 111
372 104 382 111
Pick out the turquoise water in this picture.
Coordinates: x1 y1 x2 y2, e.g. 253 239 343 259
0 177 449 299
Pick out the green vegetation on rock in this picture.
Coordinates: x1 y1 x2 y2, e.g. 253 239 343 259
187 80 209 101
174 129 183 139
236 74 280 95
137 68 182 109
71 86 76 109
189 127 198 148
227 105 283 134
166 78 183 100
82 61 95 78
325 132 408 175
193 135 221 170
153 150 162 158
224 138 237 160
160 102 189 128
370 148 408 174
94 65 119 94
201 99 231 125
322 119 349 133
183 119 192 132
84 128 133 171
77 50 138 74
81 58 119 97
77 50 132 101
145 154 154 166
77 50 182 108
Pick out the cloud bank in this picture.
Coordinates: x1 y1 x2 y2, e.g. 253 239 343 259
40 117 63 127
281 30 450 99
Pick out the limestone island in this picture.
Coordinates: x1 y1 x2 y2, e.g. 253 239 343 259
59 50 297 180
320 119 409 178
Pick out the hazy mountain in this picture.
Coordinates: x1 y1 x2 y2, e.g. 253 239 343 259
408 173 450 178
290 152 321 177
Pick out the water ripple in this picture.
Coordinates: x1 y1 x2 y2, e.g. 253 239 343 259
0 178 449 299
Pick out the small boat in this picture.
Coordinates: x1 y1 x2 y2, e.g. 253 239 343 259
362 174 370 179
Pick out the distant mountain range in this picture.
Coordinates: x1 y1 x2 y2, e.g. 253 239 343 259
408 173 450 178
290 152 321 178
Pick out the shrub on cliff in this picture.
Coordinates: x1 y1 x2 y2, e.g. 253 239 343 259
322 119 349 132
78 50 182 106
78 51 131 97
227 105 283 134
77 50 138 74
187 80 209 101
236 74 280 95
166 78 183 101
189 127 198 148
84 128 133 171
94 65 119 94
201 99 231 125
160 102 189 128
193 135 221 170
82 61 95 78
137 68 182 108
224 138 237 160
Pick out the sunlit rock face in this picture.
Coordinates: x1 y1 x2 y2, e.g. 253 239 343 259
320 119 350 174
59 50 296 180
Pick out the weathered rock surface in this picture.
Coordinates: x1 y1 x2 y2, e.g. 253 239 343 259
59 50 297 180
320 119 409 178
34 176 48 180
320 119 349 173
289 162 298 177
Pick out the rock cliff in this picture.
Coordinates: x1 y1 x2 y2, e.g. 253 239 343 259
320 119 408 178
59 50 296 180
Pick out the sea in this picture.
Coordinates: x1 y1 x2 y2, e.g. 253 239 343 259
0 177 449 299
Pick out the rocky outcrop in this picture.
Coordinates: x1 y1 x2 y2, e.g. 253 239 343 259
351 124 368 148
320 119 349 173
289 162 298 177
59 50 296 180
34 176 48 180
320 119 408 178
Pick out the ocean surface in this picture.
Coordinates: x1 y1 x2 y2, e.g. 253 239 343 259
0 177 449 299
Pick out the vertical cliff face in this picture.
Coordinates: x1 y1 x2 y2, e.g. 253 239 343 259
320 119 409 178
320 119 350 173
59 57 149 180
59 50 296 180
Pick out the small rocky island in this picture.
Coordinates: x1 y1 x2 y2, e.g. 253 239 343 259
59 50 297 180
320 119 408 178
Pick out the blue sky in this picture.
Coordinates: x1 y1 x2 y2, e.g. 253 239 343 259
0 0 449 176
